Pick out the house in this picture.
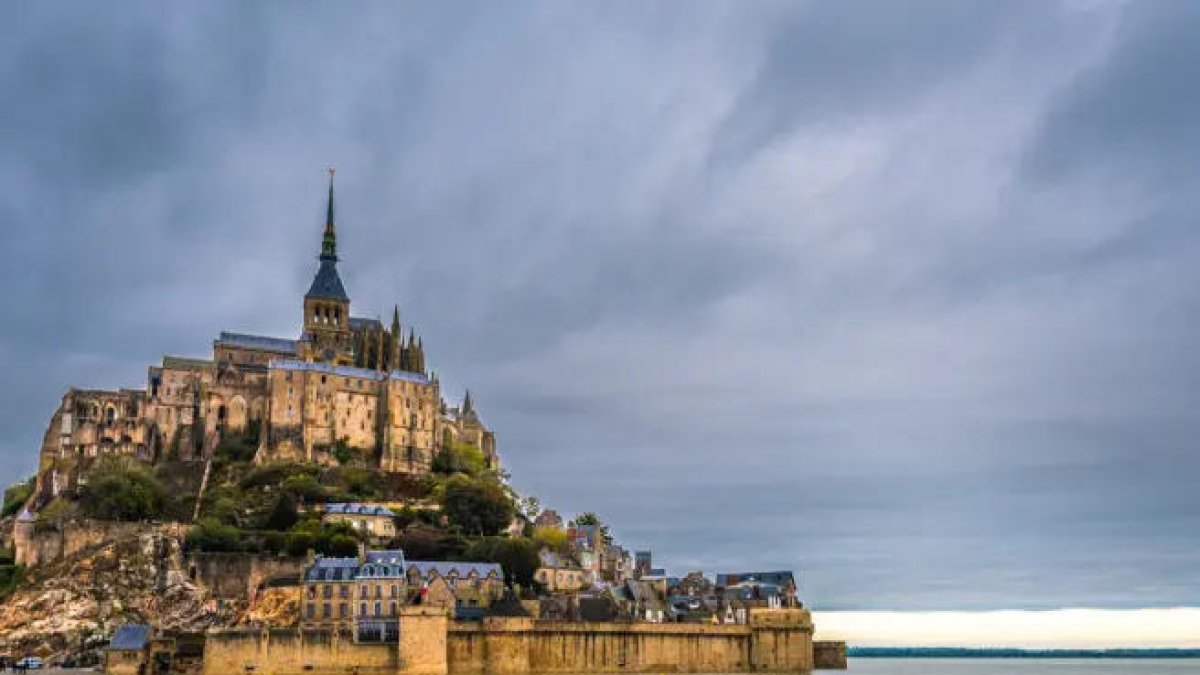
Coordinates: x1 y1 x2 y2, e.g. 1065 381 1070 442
301 550 506 631
533 509 563 530
623 579 667 623
717 571 800 608
320 502 397 541
535 550 593 593
105 624 152 675
670 571 713 597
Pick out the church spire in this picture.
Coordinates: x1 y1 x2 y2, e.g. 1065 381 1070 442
321 167 337 262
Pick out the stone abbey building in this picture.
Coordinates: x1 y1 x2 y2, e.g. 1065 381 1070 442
34 174 496 499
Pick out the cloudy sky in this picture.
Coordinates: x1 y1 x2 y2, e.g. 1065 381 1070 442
2 1 1199 616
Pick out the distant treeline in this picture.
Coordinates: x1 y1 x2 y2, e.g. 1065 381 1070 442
848 647 1200 659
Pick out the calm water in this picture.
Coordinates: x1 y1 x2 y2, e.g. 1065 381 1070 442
847 659 1200 674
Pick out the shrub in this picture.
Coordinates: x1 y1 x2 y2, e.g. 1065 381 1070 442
532 526 568 553
262 494 299 531
2 477 35 517
79 458 166 521
185 518 244 552
431 443 488 477
285 531 316 557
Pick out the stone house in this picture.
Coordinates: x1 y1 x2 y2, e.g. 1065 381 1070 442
320 503 397 541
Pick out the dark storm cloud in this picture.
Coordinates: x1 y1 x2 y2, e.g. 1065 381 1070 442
2 0 1199 610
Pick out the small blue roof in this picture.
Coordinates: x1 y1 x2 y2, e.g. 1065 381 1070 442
326 503 395 517
216 332 299 355
17 508 35 523
305 557 360 582
109 624 151 651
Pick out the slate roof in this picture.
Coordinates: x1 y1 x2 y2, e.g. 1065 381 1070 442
349 317 384 331
215 332 299 355
304 554 504 584
406 561 503 580
271 358 430 384
109 624 151 651
361 550 406 579
716 571 796 587
306 259 349 301
304 557 360 582
161 356 216 372
325 503 395 517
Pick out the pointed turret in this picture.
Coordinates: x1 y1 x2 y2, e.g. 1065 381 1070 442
321 169 337 262
390 306 402 369
463 390 474 415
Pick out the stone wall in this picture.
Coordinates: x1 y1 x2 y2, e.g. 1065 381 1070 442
186 552 307 601
812 641 847 670
203 628 398 675
204 608 816 675
14 520 188 567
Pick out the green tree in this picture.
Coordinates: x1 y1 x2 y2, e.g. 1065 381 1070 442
79 458 166 521
439 475 514 536
282 474 325 502
431 443 488 477
263 493 299 531
532 526 568 553
571 512 613 545
2 476 35 517
185 518 243 552
464 537 540 588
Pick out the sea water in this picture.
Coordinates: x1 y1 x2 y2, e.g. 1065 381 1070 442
847 659 1200 674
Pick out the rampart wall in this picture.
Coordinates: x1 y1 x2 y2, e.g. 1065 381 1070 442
204 608 815 675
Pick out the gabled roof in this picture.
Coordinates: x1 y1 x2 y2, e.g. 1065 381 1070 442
109 624 151 651
215 332 299 355
306 259 349 301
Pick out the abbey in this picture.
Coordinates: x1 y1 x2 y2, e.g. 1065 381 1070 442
34 173 496 499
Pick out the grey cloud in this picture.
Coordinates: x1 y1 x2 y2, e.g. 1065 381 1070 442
2 0 1199 610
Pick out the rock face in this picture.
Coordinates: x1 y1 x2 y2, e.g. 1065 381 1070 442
0 524 244 664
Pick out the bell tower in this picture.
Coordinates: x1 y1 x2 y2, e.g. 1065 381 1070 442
302 168 353 364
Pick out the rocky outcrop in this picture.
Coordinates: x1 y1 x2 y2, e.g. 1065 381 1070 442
0 524 243 664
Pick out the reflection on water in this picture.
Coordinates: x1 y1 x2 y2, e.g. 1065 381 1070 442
845 658 1200 675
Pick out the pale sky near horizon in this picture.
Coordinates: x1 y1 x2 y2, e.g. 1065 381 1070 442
813 608 1200 649
3 1 1200 616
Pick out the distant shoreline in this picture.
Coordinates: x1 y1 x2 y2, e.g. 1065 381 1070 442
848 647 1200 659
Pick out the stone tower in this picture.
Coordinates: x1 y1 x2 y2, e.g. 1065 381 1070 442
302 169 353 364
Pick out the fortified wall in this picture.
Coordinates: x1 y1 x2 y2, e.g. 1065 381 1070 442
203 607 816 675
12 519 188 567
